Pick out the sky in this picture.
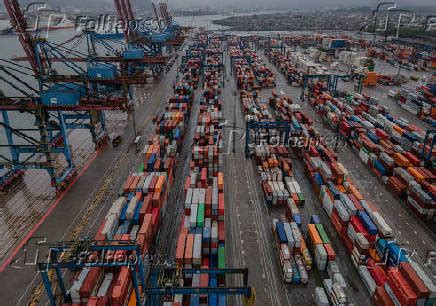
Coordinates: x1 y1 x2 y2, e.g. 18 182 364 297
1 0 435 11
166 0 436 9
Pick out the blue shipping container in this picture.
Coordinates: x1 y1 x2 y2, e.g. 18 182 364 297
276 222 288 244
373 160 387 176
119 201 129 224
314 172 324 186
376 238 388 257
293 214 302 227
387 243 409 266
327 182 341 200
291 258 301 284
310 215 321 224
218 295 226 306
133 201 143 225
190 294 200 306
367 132 380 144
357 211 377 235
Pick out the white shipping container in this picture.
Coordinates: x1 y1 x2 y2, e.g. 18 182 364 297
70 268 90 301
107 197 126 220
371 211 392 237
315 244 327 271
97 273 113 297
358 265 376 296
193 234 202 266
332 272 347 290
283 222 295 251
130 225 139 240
126 196 138 220
190 204 198 228
315 287 329 306
185 188 193 209
101 214 118 240
327 261 340 279
211 221 218 243
323 278 333 298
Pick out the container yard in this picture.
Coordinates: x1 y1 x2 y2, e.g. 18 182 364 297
0 1 435 306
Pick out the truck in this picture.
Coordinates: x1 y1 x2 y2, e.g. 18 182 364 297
272 219 293 283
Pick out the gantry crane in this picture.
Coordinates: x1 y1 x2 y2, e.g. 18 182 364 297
0 0 160 192
38 240 255 306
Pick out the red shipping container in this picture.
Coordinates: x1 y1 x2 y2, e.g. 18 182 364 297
140 194 152 223
347 194 364 211
151 208 159 227
152 192 161 208
367 259 386 286
111 267 132 305
87 296 109 306
341 231 354 254
375 128 389 140
94 222 106 241
373 286 394 306
331 208 344 235
184 177 190 192
218 193 225 216
350 215 369 240
184 234 194 265
218 221 225 242
403 152 420 167
129 176 140 193
323 243 336 261
123 176 133 193
135 191 142 201
175 230 187 265
386 268 417 306
149 176 158 193
80 268 103 298
399 262 430 300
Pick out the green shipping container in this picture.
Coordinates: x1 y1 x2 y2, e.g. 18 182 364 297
197 204 205 227
218 245 225 269
137 162 144 173
315 224 330 244
298 193 305 204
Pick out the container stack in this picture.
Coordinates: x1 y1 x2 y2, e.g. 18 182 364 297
67 57 196 305
281 97 436 306
272 218 310 284
239 90 273 121
309 87 435 221
244 50 276 88
392 84 435 125
174 40 228 306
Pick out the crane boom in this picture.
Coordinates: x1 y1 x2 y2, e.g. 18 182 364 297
3 0 41 74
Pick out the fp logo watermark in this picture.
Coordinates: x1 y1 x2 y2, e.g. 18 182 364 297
23 2 66 39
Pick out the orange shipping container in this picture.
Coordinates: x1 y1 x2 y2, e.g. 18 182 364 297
348 184 363 201
175 230 188 265
308 224 323 245
218 172 224 191
407 167 425 183
184 234 194 265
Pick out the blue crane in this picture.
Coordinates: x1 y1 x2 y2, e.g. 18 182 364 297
37 239 255 306
0 0 162 192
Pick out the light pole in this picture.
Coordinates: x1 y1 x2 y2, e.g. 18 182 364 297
372 2 397 45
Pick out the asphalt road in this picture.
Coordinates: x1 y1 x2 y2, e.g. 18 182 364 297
261 51 436 267
222 48 370 305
